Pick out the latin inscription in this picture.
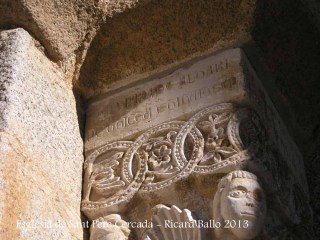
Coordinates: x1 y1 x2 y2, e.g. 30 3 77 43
97 76 237 129
86 49 245 149
101 59 230 116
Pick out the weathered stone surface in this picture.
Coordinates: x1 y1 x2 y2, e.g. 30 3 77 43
89 214 131 240
147 204 201 240
0 28 83 239
147 171 267 240
212 171 266 240
1 0 320 238
85 49 245 149
78 0 257 98
85 48 308 195
0 0 145 62
59 0 320 234
82 49 311 239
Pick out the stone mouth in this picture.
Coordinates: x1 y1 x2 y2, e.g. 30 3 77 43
240 211 257 217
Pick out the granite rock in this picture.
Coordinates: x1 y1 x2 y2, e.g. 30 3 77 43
0 28 83 240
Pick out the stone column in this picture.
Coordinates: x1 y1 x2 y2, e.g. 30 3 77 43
0 29 84 239
82 48 312 239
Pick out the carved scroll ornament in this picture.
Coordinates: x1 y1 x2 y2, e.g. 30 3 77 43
82 103 257 217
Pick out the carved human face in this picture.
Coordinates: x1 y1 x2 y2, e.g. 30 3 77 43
220 177 266 239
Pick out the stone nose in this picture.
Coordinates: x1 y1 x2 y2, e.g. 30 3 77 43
245 202 255 208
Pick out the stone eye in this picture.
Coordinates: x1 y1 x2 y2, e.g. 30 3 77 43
230 190 245 198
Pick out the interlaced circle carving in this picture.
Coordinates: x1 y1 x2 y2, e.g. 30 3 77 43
82 103 254 212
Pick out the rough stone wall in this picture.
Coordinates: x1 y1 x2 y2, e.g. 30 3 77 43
0 0 146 62
251 0 320 237
0 29 83 239
1 0 320 239
78 0 257 97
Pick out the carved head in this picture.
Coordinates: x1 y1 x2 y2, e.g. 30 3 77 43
213 170 266 239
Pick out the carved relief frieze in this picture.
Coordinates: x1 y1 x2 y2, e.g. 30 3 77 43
83 102 309 239
82 49 311 239
82 103 255 217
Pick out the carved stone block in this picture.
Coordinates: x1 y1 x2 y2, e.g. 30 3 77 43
82 48 311 239
0 28 84 239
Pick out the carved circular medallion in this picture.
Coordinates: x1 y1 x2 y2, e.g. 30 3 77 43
82 141 146 211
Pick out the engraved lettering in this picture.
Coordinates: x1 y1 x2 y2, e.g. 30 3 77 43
157 103 167 113
195 70 205 79
221 77 237 90
127 115 135 125
168 99 176 110
116 119 125 128
135 112 143 122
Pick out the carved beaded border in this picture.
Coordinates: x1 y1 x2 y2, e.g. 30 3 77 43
82 103 253 211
